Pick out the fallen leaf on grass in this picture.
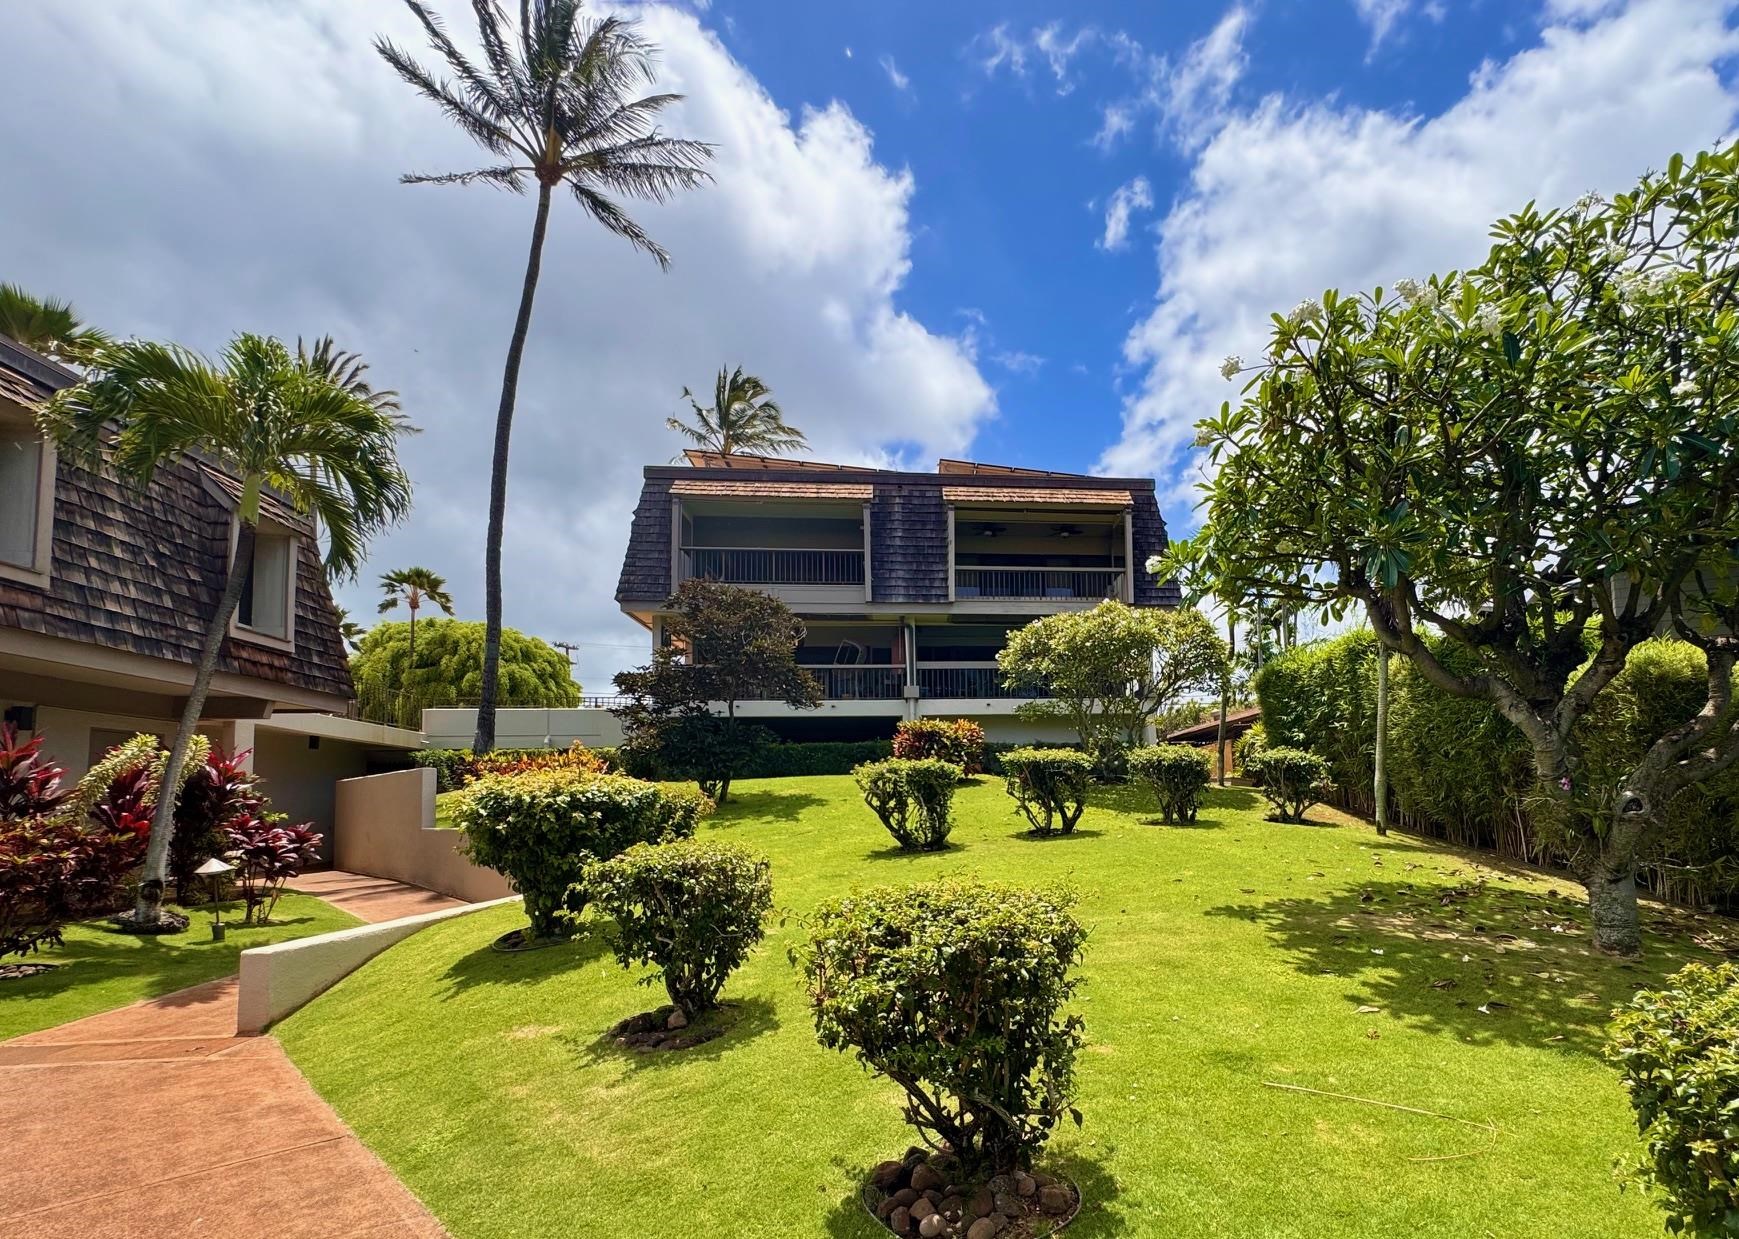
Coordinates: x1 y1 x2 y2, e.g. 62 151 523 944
1477 1002 1510 1015
1431 978 1457 990
1355 1004 1382 1014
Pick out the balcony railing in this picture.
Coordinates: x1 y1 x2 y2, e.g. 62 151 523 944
683 546 864 587
954 567 1123 600
915 663 1046 700
744 665 903 700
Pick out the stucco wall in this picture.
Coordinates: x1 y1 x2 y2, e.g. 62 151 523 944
333 767 514 903
236 895 518 1034
421 706 626 751
248 727 371 865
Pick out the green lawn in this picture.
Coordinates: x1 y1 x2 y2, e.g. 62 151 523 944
1 892 360 1042
277 777 1730 1239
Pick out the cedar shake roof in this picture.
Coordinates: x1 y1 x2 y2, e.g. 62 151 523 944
1167 707 1261 743
941 485 1134 506
670 478 872 500
679 450 878 472
0 337 354 705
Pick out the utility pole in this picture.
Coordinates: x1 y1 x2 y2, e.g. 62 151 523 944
552 640 580 672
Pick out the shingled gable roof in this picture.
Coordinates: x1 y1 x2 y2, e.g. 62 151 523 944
0 336 354 705
616 452 1184 607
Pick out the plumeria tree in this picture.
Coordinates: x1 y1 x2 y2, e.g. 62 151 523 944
1163 143 1739 955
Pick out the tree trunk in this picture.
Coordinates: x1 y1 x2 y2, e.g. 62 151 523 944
1584 864 1643 956
474 182 554 756
407 602 418 675
1218 612 1234 785
1374 645 1389 836
130 518 257 925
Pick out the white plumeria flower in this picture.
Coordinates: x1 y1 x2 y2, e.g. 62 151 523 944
1573 190 1605 218
1219 354 1242 381
1144 555 1166 575
1192 427 1215 448
1393 277 1423 305
1602 242 1627 264
1289 297 1324 326
1472 303 1503 340
1671 377 1699 400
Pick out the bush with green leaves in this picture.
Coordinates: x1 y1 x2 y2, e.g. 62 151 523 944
796 878 1087 1177
853 758 960 851
1128 744 1213 824
454 770 713 939
892 719 986 776
1000 748 1094 836
1246 748 1331 823
582 838 773 1019
1607 961 1739 1237
1233 722 1267 779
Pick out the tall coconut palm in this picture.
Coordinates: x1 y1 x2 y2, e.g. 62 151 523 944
376 0 713 756
38 334 414 927
336 606 369 653
0 282 109 363
668 366 807 460
378 566 456 674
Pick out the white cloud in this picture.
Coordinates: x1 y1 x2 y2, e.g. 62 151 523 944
1352 0 1413 48
1090 7 1251 152
992 349 1046 376
1100 0 1739 523
1098 175 1155 250
0 1 993 691
970 21 1097 95
880 53 911 94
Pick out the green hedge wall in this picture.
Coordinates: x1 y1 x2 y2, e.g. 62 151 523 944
1255 633 1739 909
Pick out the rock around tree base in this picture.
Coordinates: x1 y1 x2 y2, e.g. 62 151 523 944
608 1003 734 1053
107 909 190 935
862 1148 1080 1238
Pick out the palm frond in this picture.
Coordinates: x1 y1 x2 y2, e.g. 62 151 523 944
402 164 532 191
570 183 670 267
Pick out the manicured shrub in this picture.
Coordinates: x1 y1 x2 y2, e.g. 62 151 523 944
1000 748 1094 836
796 878 1087 1177
455 770 713 940
893 719 986 776
412 744 611 792
1246 748 1331 823
583 838 773 1019
1128 744 1213 824
853 758 960 851
1607 961 1739 1237
411 747 477 793
0 725 69 818
0 815 142 958
223 819 323 924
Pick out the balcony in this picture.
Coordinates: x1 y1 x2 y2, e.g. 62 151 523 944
682 546 864 587
916 662 1044 699
954 566 1123 601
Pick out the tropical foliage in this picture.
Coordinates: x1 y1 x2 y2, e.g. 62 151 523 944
377 565 456 677
1128 744 1213 824
667 366 807 458
0 281 108 362
853 757 960 851
351 619 579 726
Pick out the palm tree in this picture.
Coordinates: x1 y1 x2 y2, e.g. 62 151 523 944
39 334 414 927
378 566 456 674
0 282 109 363
376 0 713 756
297 335 406 422
335 606 369 653
668 366 807 460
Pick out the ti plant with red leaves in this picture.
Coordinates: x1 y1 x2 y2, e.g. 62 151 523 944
224 820 322 925
0 724 69 819
171 748 265 903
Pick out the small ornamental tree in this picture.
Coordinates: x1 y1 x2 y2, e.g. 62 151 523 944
583 838 773 1019
892 719 986 776
1246 748 1331 823
1608 962 1739 1238
1165 143 1739 954
1128 744 1213 823
1000 748 1094 836
613 579 822 804
351 619 580 727
171 748 265 904
998 601 1228 778
455 769 713 939
224 820 322 924
854 758 960 851
797 879 1087 1177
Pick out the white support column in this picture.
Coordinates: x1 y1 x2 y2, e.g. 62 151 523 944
1122 507 1136 603
862 500 874 603
669 495 684 591
946 504 957 602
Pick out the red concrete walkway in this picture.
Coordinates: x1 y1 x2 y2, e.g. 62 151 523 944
0 872 461 1238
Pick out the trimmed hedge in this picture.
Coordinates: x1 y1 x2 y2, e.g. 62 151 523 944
1000 748 1094 836
1254 634 1739 908
1128 744 1213 824
583 838 773 1019
1245 748 1331 823
796 878 1087 1176
1608 961 1739 1236
853 758 960 851
454 770 713 939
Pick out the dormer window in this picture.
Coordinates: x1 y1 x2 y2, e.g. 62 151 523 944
0 412 54 587
231 521 298 647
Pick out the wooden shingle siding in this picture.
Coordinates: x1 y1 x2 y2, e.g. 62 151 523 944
1131 492 1181 607
869 483 950 603
0 345 353 702
614 477 675 604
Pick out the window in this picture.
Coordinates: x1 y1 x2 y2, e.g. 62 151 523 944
234 525 296 644
0 418 53 584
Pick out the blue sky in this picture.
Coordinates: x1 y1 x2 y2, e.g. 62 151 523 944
4 0 1738 687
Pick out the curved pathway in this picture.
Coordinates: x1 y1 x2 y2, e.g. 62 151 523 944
0 872 459 1239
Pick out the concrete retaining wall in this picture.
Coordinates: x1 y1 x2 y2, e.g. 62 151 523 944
333 767 514 904
237 896 518 1034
